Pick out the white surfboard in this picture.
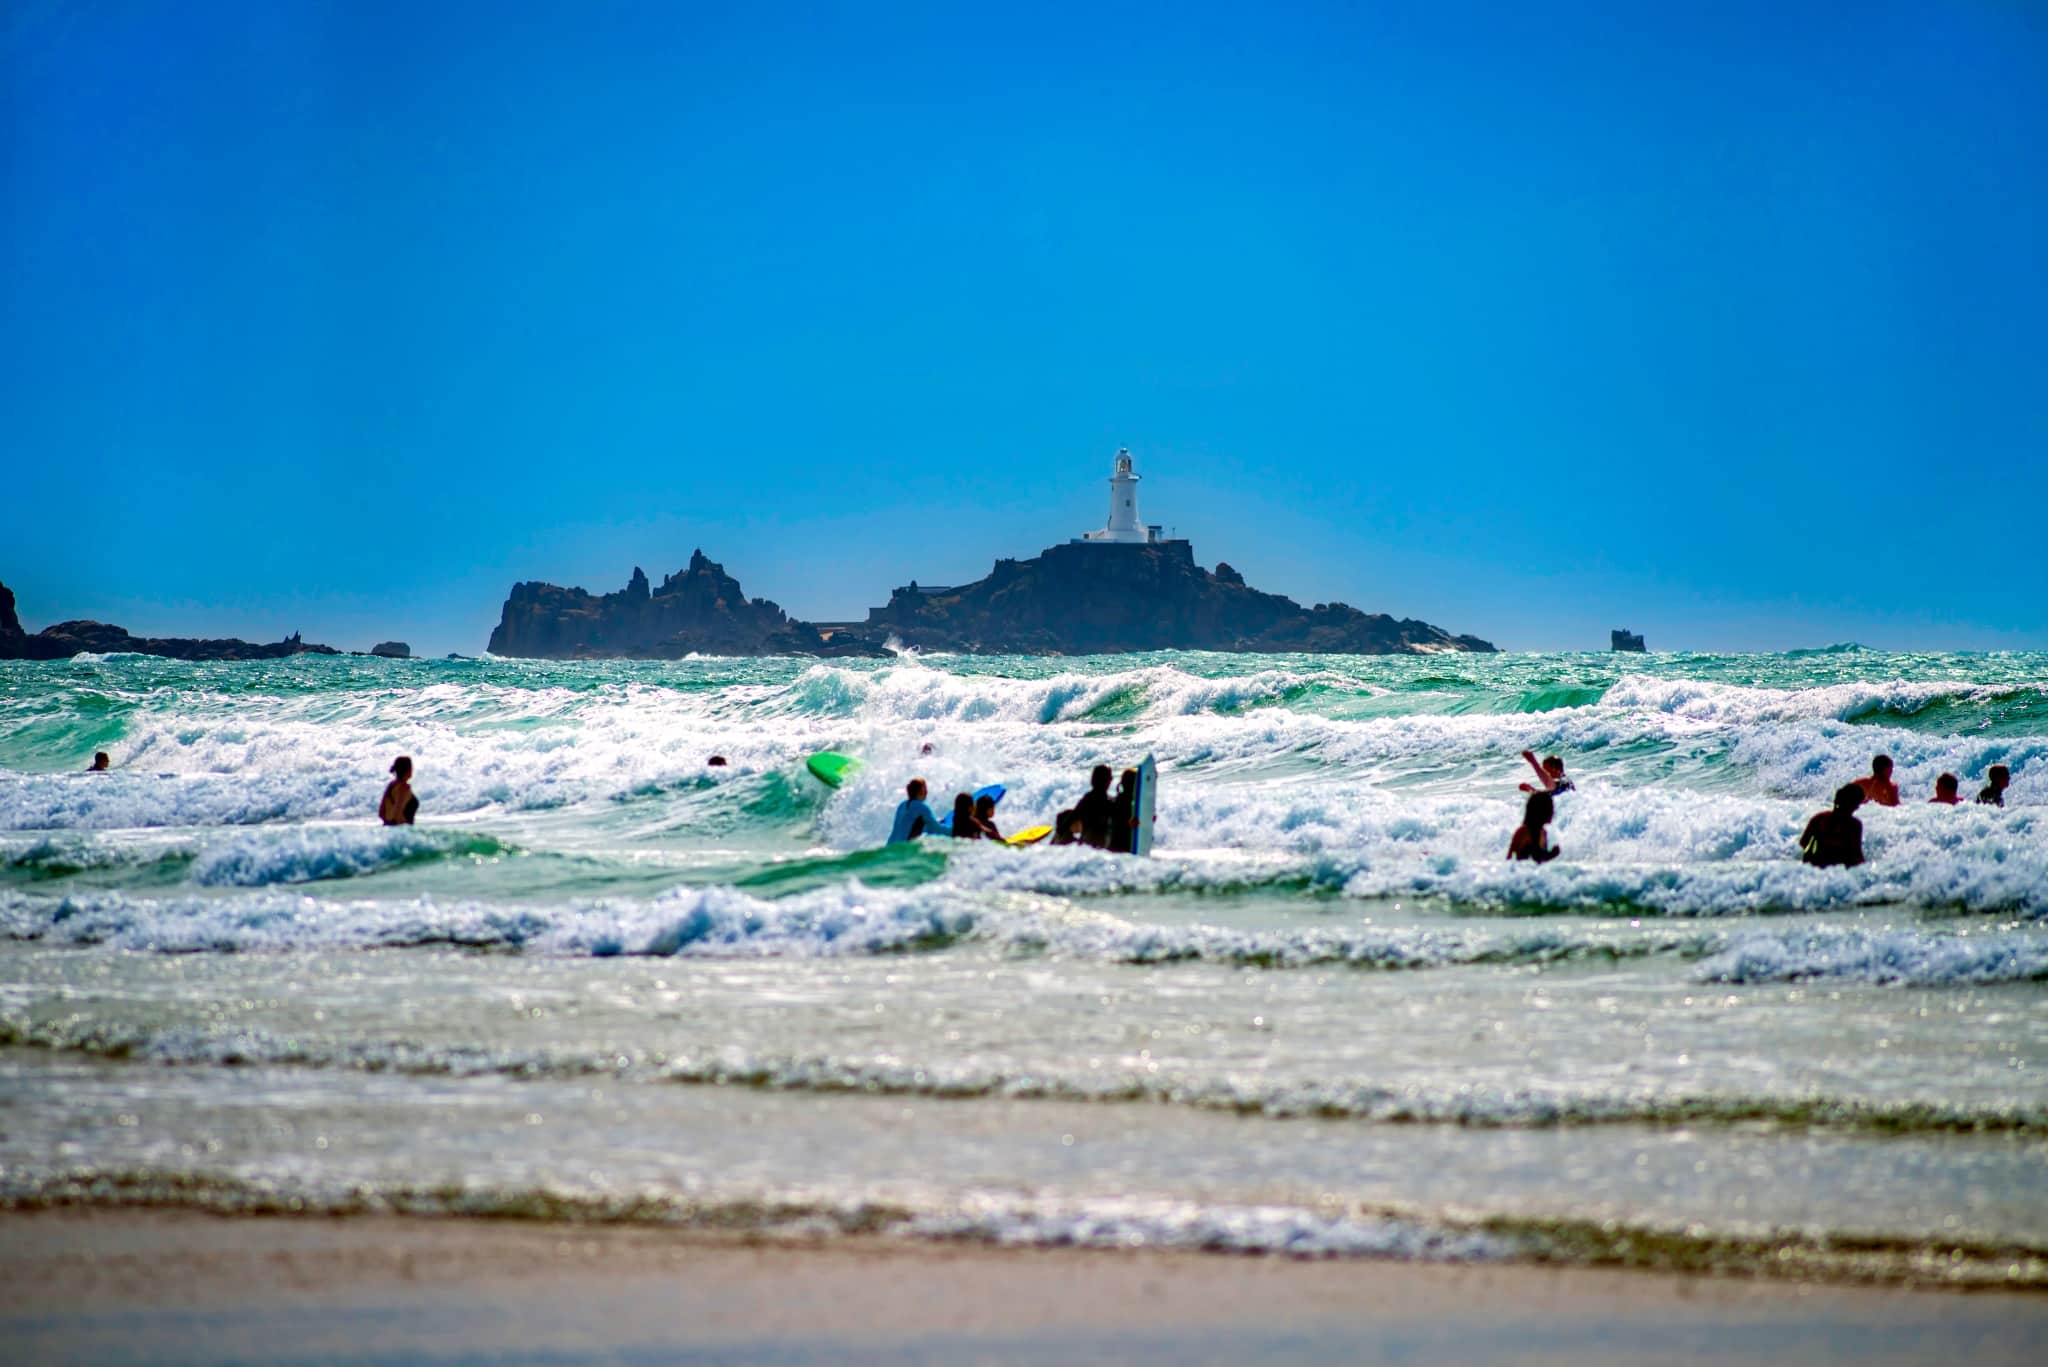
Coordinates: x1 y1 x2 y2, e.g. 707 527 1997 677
1131 753 1157 856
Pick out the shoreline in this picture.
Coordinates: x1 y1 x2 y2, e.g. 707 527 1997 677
3 1211 2046 1364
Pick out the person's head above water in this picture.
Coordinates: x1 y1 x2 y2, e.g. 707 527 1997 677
1542 756 1565 776
88 752 110 771
390 755 412 781
1522 791 1554 827
1935 773 1960 800
1987 764 2011 790
707 755 728 767
1833 783 1865 814
1091 764 1112 792
951 792 976 826
974 794 996 818
1870 755 1893 778
906 778 927 801
1118 768 1138 793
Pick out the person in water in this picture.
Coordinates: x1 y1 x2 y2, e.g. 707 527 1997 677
1518 750 1574 795
1978 764 2011 807
1074 765 1114 848
379 756 418 826
1800 784 1865 868
706 755 728 767
88 752 110 772
948 792 999 840
1049 808 1082 845
888 779 943 843
1929 773 1962 805
974 792 1002 841
1507 791 1560 863
1108 768 1138 854
1853 755 1900 808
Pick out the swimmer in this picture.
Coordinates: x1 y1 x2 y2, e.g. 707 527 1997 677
948 791 996 840
1853 755 1899 808
1507 791 1560 863
1800 784 1865 868
974 792 1002 841
87 752 110 772
1977 765 2011 808
1049 808 1082 845
1073 765 1114 848
1519 750 1574 795
707 755 728 767
888 779 943 843
1929 773 1962 805
379 756 418 826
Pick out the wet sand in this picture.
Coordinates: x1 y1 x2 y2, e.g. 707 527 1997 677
2 1211 2045 1364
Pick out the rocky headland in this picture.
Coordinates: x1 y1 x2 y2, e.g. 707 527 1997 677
487 541 1493 659
0 582 341 662
488 551 882 660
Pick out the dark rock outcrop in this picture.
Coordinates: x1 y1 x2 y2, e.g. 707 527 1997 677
487 542 1492 659
370 641 411 659
487 551 887 659
1611 628 1647 653
867 541 1493 655
0 581 341 661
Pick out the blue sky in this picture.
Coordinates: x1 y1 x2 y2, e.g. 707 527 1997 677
4 0 2044 655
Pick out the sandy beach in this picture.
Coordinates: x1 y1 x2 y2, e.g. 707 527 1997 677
2 1211 2044 1364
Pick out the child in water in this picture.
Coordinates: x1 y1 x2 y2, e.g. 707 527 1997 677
379 756 418 826
974 792 1002 841
1519 750 1574 795
1978 765 2011 807
1507 792 1560 863
1929 773 1962 805
1800 785 1865 868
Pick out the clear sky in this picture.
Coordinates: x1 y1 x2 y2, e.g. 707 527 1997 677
4 0 2044 655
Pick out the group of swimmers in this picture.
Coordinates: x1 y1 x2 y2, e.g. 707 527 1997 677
1800 757 2012 868
888 763 1144 851
1507 748 2015 869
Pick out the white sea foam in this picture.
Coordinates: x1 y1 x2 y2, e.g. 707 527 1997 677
1694 927 2048 987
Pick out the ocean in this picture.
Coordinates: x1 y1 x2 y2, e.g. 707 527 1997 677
2 649 2044 1286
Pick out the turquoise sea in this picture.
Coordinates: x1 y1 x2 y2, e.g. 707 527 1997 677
2 649 2044 1284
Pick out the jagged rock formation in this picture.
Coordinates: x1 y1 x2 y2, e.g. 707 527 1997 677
370 642 412 659
1611 628 1647 653
0 581 340 661
867 541 1493 655
487 543 1493 659
487 550 886 659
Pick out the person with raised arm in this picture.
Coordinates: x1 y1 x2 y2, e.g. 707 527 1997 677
1519 750 1574 795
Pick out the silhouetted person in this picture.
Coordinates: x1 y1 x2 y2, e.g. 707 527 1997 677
1507 791 1559 863
707 755 728 767
974 792 1002 841
950 791 996 840
1108 768 1138 854
379 756 418 826
87 752 110 772
1050 809 1082 845
1978 764 2011 808
1854 755 1899 808
1074 765 1114 848
1929 773 1962 805
1800 784 1865 868
888 778 943 843
1518 750 1574 795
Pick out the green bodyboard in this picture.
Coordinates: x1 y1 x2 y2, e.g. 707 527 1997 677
806 751 862 788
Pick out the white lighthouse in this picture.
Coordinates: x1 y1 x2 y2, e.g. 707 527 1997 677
1078 448 1157 544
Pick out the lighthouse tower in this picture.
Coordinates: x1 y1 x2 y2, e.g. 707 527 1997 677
1079 448 1154 544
